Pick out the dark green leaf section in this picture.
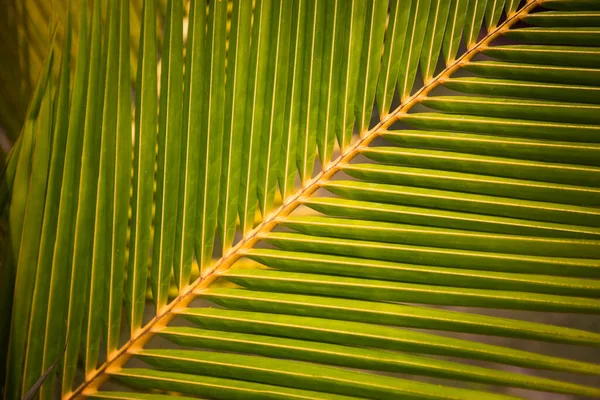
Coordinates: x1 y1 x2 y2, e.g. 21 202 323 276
523 11 600 27
4 44 55 400
542 0 600 11
53 6 88 393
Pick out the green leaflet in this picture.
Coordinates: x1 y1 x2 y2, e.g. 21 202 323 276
239 0 274 234
7 47 54 270
296 0 326 183
195 0 227 271
422 95 600 125
247 248 600 296
86 0 132 375
335 0 367 150
397 0 432 100
201 288 600 346
402 112 600 142
180 308 600 375
380 129 600 166
505 27 600 46
134 348 517 400
159 327 600 397
279 0 308 199
442 0 469 65
464 61 600 86
443 77 600 104
5 54 54 400
419 0 451 82
342 163 600 207
224 268 600 313
505 0 520 15
316 0 342 165
151 0 183 308
482 45 600 68
107 0 132 358
524 11 600 27
55 3 90 393
78 0 107 376
173 0 206 311
263 231 600 277
219 0 252 251
541 0 600 11
354 0 387 134
464 0 487 48
24 9 76 396
257 0 293 217
361 146 600 187
302 197 600 239
129 0 159 331
112 368 358 400
485 0 505 31
280 215 600 258
376 0 410 117
323 179 600 227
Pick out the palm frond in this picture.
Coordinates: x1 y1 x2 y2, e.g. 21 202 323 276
2 0 600 399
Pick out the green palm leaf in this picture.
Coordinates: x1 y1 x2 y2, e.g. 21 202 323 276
2 0 600 399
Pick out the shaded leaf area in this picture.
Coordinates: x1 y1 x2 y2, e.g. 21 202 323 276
2 0 600 400
90 1 599 400
0 0 170 143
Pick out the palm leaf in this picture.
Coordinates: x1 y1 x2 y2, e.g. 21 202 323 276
2 0 600 399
